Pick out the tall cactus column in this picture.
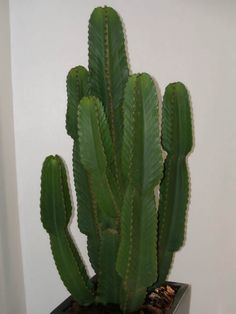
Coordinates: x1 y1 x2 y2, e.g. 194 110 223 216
157 82 193 285
66 6 129 305
116 74 163 313
88 6 129 192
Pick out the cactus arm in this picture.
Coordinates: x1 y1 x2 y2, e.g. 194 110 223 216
88 6 129 138
157 157 188 284
66 66 101 272
121 74 163 191
117 187 158 313
66 66 89 139
49 232 94 304
116 186 149 313
88 6 129 194
78 96 119 219
73 141 100 272
160 157 189 251
157 82 193 285
78 96 121 303
162 82 192 156
117 74 163 313
40 156 94 304
40 156 74 233
96 229 121 304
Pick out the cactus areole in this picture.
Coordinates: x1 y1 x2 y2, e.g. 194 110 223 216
40 6 193 314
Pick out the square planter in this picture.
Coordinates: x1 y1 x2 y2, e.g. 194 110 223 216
50 282 191 314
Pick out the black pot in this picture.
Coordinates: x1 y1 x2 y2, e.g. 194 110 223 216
165 282 191 314
50 282 191 314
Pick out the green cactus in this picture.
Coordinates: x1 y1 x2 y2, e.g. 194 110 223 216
40 6 193 314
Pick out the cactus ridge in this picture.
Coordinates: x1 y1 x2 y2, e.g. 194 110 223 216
40 6 193 314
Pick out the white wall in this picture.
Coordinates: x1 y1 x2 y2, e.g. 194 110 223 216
0 1 26 313
9 0 236 313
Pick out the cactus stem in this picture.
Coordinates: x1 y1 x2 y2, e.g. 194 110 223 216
103 7 122 200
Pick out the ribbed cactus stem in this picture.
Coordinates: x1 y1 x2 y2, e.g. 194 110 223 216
88 6 129 199
157 82 193 285
78 96 121 303
40 156 94 304
40 6 193 313
116 73 163 313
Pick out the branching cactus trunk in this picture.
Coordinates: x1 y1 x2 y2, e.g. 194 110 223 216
40 6 193 314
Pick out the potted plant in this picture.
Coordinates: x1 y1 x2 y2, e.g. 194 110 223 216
40 6 193 314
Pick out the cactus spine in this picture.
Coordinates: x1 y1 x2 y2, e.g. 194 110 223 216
40 6 193 314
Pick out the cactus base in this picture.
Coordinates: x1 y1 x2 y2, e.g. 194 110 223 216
50 282 190 314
